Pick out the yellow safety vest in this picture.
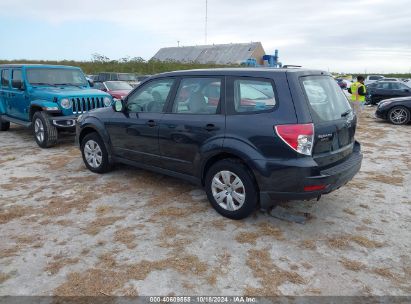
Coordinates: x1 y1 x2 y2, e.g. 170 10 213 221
350 82 366 102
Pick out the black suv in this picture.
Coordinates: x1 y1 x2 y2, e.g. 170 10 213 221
76 68 362 219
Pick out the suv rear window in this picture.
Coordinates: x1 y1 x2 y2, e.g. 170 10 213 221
302 76 351 122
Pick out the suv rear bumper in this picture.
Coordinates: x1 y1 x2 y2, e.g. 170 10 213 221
255 142 363 209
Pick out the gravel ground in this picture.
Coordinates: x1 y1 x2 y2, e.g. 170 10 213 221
0 107 410 296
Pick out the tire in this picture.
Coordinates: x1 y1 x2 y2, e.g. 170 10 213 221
388 106 410 125
80 132 111 173
32 111 58 148
0 117 10 131
205 159 258 220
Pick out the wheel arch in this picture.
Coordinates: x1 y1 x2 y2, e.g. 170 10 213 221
79 120 114 162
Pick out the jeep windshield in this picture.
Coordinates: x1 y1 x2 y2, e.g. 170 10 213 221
301 75 352 122
27 68 88 87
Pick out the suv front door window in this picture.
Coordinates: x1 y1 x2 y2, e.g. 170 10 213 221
106 78 176 166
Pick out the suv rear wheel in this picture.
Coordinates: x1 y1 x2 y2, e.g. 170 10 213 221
205 159 258 220
0 117 10 131
81 132 111 173
32 111 58 148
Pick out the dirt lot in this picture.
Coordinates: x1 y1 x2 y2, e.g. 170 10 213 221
0 107 410 296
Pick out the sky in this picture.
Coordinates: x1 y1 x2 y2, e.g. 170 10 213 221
0 0 410 73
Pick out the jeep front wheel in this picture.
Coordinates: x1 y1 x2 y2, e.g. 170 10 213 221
32 111 58 148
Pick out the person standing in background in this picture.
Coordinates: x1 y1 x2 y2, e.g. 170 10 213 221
348 75 366 115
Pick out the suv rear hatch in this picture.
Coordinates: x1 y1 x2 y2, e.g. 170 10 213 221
300 75 356 168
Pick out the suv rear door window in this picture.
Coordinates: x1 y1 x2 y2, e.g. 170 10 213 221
172 78 221 114
233 79 276 113
302 76 351 122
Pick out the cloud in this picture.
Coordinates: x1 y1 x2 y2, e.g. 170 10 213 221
0 0 410 72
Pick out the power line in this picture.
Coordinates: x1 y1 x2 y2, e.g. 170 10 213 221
205 0 208 45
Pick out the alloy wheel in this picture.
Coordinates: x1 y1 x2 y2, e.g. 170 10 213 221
211 170 246 211
390 108 408 124
34 118 45 143
84 140 103 168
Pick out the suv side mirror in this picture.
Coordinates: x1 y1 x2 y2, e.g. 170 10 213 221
113 99 125 112
12 80 24 90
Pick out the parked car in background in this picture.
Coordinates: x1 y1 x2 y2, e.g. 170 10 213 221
375 97 411 125
0 64 112 147
380 78 400 82
76 68 362 219
365 75 384 85
335 78 347 89
96 72 140 87
366 81 411 105
93 81 133 101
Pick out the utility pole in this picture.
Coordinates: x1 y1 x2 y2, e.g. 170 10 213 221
177 40 180 47
205 0 208 45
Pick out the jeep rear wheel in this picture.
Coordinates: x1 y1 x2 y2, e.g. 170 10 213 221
205 159 258 220
0 117 10 131
32 111 58 148
81 133 111 173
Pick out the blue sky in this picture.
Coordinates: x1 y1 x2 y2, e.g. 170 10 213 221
1 0 410 73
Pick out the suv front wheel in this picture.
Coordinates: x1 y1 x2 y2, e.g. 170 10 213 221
205 159 258 220
32 111 58 148
81 133 111 173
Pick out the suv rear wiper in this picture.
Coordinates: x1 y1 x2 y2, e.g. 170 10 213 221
341 109 352 117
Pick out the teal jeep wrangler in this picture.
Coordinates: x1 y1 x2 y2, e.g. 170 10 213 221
0 64 112 148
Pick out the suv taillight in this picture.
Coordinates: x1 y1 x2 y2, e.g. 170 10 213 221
275 123 314 156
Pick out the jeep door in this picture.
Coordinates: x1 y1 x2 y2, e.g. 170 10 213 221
0 69 11 116
9 69 27 120
105 78 176 166
159 77 225 176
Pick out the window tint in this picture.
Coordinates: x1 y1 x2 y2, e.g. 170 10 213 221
172 78 221 114
302 76 351 122
127 78 174 113
234 79 276 113
11 70 22 89
1 69 9 87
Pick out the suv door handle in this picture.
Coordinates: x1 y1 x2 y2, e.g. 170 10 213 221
146 120 157 127
204 124 218 131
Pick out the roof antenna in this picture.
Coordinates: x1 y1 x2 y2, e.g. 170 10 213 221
205 0 208 45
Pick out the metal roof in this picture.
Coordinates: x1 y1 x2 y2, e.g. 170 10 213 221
152 42 263 64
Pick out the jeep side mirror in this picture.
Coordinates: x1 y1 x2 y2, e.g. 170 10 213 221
113 99 125 112
88 79 94 87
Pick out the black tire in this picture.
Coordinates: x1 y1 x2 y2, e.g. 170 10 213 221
32 111 58 148
205 159 258 220
0 117 10 131
80 132 111 173
388 106 410 125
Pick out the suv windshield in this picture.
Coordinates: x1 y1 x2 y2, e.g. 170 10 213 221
27 68 88 86
118 74 137 81
302 76 351 122
105 81 133 91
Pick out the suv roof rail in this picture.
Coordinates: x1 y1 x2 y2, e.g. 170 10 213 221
283 65 302 69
